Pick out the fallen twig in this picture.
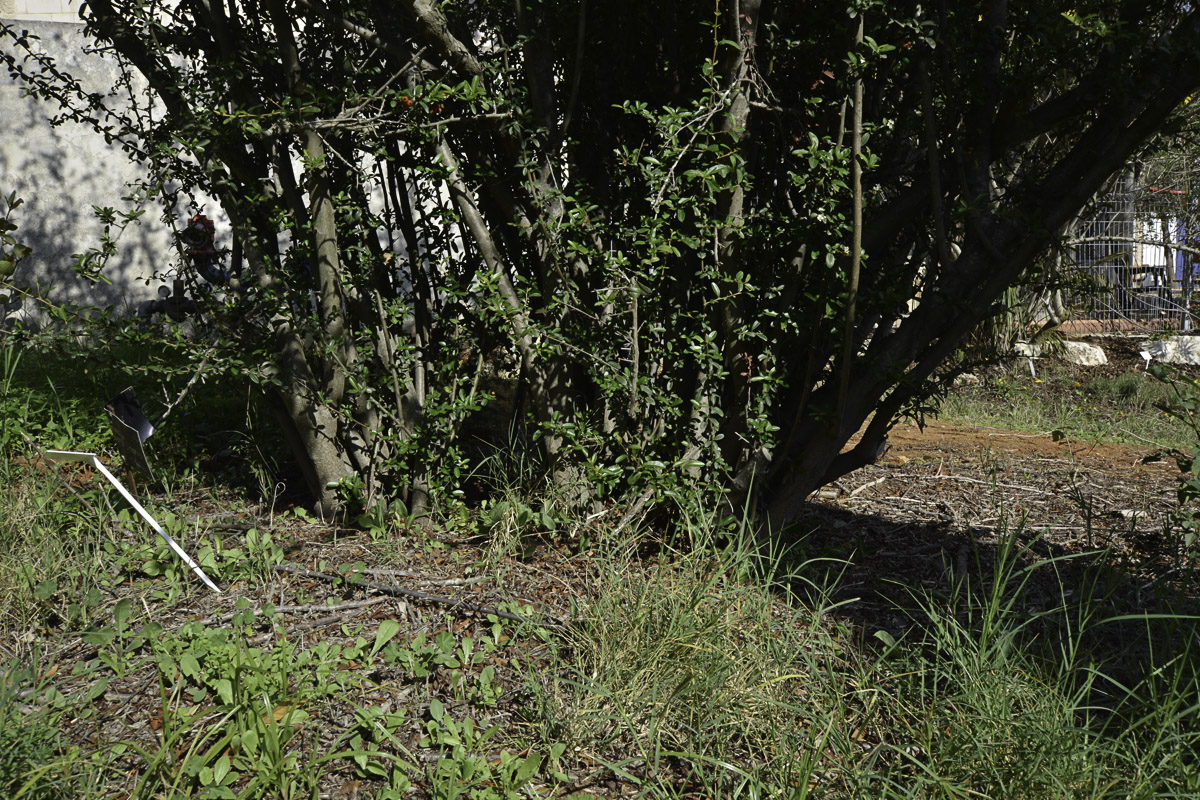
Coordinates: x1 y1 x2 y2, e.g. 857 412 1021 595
919 474 1052 496
197 596 391 626
271 563 564 629
358 567 489 587
848 475 889 499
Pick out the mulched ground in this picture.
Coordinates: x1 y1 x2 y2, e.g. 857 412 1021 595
797 421 1185 631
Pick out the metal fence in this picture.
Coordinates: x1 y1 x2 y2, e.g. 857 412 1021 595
1068 166 1198 332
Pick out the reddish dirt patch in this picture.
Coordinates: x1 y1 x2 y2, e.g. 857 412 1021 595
790 418 1191 641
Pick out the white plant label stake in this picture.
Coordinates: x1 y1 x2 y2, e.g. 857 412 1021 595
44 450 221 592
1140 350 1152 372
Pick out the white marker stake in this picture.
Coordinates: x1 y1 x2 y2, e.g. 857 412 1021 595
44 450 221 592
1140 350 1152 371
1027 357 1037 379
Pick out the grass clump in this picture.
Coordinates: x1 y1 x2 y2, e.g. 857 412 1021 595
0 666 94 800
861 532 1200 799
530 527 867 797
525 518 1200 799
1091 370 1172 412
874 542 1106 797
0 707 77 800
0 463 108 634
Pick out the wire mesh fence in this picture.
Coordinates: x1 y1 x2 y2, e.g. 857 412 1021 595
1068 166 1199 332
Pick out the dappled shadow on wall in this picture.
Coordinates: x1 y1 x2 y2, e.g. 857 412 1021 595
0 20 174 317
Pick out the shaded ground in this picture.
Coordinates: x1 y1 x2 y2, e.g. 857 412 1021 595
786 332 1200 662
796 421 1185 632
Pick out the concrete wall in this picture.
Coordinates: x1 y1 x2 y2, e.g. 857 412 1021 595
1 0 81 23
2 11 170 317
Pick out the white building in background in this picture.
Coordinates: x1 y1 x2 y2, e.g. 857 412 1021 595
2 0 170 321
0 0 79 22
1135 218 1174 288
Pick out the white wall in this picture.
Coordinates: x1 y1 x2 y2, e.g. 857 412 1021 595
1 13 170 317
1 0 80 23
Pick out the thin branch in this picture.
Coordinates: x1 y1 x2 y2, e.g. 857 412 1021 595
917 473 1053 496
651 86 737 214
259 112 512 139
848 474 889 499
294 0 428 73
156 357 210 429
270 563 564 628
198 595 391 626
557 0 587 144
836 14 865 431
920 59 955 276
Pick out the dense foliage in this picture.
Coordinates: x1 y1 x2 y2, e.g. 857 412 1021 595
4 1 1200 529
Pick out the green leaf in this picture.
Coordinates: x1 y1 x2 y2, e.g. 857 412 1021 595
179 653 201 679
370 619 402 661
212 754 231 784
84 678 109 703
113 598 132 629
514 751 542 784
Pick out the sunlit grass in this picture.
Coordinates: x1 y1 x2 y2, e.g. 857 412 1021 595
941 365 1190 448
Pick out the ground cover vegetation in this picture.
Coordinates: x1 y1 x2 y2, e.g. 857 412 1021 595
7 0 1200 796
942 336 1191 446
3 327 1200 797
7 1 1200 530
